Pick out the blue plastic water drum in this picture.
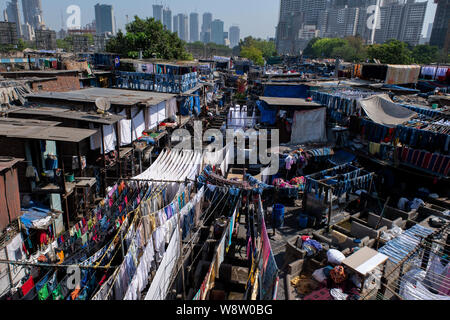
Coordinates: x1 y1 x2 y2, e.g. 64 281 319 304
299 214 308 229
272 204 285 228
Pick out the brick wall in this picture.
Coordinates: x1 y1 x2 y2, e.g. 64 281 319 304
30 75 80 92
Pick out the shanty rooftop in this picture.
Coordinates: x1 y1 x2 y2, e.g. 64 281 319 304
25 88 177 107
0 121 97 143
259 96 323 108
11 105 124 125
0 157 23 173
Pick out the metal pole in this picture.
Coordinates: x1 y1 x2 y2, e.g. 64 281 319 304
115 122 121 178
0 259 116 269
100 125 107 197
3 249 14 292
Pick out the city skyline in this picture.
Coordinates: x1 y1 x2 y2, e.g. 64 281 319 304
0 0 279 40
0 0 438 42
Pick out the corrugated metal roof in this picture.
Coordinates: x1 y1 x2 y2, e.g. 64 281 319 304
11 105 124 125
0 117 61 127
25 88 177 107
0 124 97 143
259 96 323 108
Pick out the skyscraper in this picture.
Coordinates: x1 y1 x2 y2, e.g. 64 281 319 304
22 0 44 30
398 0 427 46
325 6 361 38
229 26 240 48
163 7 172 31
190 13 199 43
304 0 327 26
95 3 116 36
201 12 213 43
178 14 189 42
211 19 224 45
173 15 179 35
5 0 22 37
374 1 426 46
153 4 163 22
430 0 450 49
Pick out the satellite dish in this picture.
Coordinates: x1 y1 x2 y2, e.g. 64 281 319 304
95 97 111 115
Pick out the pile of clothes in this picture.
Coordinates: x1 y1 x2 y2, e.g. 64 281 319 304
272 177 306 190
300 235 323 257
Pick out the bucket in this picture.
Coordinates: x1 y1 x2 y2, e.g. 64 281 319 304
299 214 308 229
65 173 75 182
272 204 285 228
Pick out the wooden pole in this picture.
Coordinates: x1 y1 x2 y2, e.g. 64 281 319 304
77 143 83 178
115 122 121 178
327 189 333 232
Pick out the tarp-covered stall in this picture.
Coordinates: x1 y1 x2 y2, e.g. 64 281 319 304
385 65 421 85
290 108 327 145
358 94 417 128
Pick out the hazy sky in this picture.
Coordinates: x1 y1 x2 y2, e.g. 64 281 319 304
1 0 437 39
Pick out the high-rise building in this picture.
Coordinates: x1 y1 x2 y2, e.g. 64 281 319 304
325 6 361 38
276 0 327 54
398 0 427 46
22 22 34 40
0 21 19 45
178 14 189 42
374 1 426 46
211 19 224 45
201 12 213 43
163 8 172 31
153 4 163 22
21 0 44 30
430 0 450 50
95 3 115 36
35 29 56 50
304 0 327 26
190 13 199 42
426 22 434 39
5 0 22 37
173 15 179 35
229 26 240 48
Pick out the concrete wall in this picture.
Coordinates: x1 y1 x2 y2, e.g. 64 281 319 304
351 220 387 240
367 212 404 229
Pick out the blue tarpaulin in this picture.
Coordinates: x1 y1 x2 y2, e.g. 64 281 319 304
180 91 201 116
329 150 357 166
20 204 52 231
256 100 277 125
263 84 308 98
382 84 420 94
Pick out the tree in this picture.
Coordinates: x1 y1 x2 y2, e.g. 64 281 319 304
56 36 73 51
238 36 276 60
312 38 347 58
330 37 367 62
106 16 192 60
240 46 264 66
303 37 321 57
367 40 413 64
411 45 440 64
16 39 26 51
